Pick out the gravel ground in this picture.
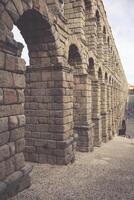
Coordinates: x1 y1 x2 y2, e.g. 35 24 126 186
126 117 134 138
12 134 134 200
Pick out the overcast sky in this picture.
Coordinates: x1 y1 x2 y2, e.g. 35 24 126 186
13 0 134 85
103 0 134 85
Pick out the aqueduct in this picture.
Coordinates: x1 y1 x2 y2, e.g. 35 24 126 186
0 0 128 199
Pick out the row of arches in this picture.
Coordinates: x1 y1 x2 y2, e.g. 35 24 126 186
0 1 67 197
0 1 128 199
67 43 125 148
46 0 121 76
95 9 121 74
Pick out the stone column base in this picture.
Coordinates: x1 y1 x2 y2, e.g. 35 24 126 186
92 117 102 147
0 164 32 200
108 129 113 140
24 137 76 165
101 113 108 143
107 111 113 140
74 123 94 152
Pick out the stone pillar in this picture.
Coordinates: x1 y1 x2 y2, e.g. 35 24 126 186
114 84 118 134
110 84 114 137
117 86 122 129
91 80 102 146
0 42 31 199
107 83 112 138
85 16 98 53
108 84 113 139
64 0 86 41
100 82 108 142
74 74 94 152
113 83 117 135
25 64 75 165
111 84 115 136
97 24 103 63
103 36 108 69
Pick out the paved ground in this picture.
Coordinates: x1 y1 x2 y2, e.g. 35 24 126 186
126 118 134 138
11 96 134 200
13 134 134 200
127 94 134 138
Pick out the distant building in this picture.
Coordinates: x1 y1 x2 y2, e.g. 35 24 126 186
129 85 134 94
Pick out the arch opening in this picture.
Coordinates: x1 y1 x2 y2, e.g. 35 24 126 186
68 44 82 66
16 10 54 47
107 36 110 45
109 76 111 84
105 72 108 82
68 44 85 151
96 10 100 23
103 26 106 34
8 9 58 163
88 57 95 77
84 0 91 9
98 67 102 80
12 25 29 65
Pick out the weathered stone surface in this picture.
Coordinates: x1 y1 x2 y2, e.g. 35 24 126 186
0 161 6 180
1 10 13 30
0 0 128 198
0 52 5 69
0 89 3 104
9 116 18 129
0 145 10 162
4 89 18 104
0 131 9 146
6 1 19 23
17 89 25 103
5 157 15 177
13 74 25 88
1 0 8 5
15 138 25 153
5 54 16 71
15 153 25 170
12 0 24 16
0 117 8 133
0 104 24 117
10 127 24 142
0 70 13 88
8 142 15 156
5 171 23 197
17 58 26 72
18 115 25 126
0 181 7 200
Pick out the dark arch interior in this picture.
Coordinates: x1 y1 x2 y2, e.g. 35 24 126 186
105 72 108 81
109 76 111 83
103 26 106 34
88 57 95 76
98 68 102 79
96 10 100 22
16 10 54 48
15 9 56 69
12 9 58 164
84 0 91 9
59 0 64 4
68 44 82 66
107 36 110 45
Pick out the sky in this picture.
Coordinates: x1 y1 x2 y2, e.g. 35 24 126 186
13 26 29 65
12 0 134 85
103 0 134 85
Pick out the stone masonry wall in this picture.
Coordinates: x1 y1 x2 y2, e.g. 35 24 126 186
0 0 128 199
0 43 31 199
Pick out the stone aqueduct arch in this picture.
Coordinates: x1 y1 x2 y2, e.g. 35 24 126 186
0 0 128 199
